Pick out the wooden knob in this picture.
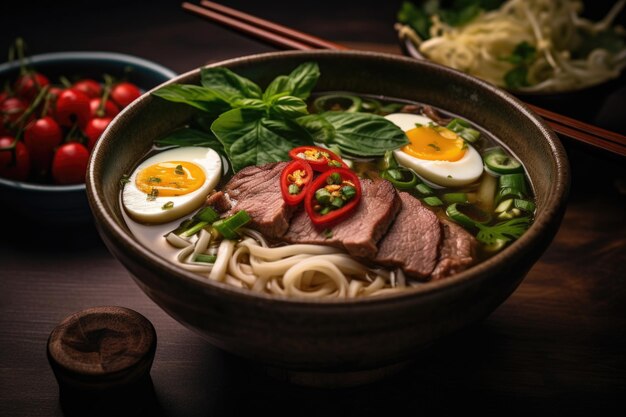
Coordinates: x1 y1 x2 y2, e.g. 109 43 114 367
47 306 158 416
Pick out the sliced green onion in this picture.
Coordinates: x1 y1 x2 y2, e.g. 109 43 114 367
446 118 481 143
381 168 418 190
161 201 174 210
212 210 251 239
288 184 300 195
514 199 536 212
313 94 362 113
320 207 331 215
416 183 434 196
499 173 527 193
327 172 342 185
194 206 220 223
423 196 443 207
195 254 217 263
361 99 381 113
180 221 209 238
443 193 468 204
497 187 525 204
383 150 399 170
446 203 492 229
484 151 522 174
330 197 344 208
342 185 356 200
495 199 514 213
315 188 331 204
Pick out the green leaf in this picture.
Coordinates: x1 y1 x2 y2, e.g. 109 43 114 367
504 66 530 90
151 84 230 113
270 95 309 119
200 67 262 104
262 62 320 101
296 114 335 144
476 217 531 245
233 98 267 111
154 127 224 153
503 41 536 65
320 112 409 157
211 108 314 172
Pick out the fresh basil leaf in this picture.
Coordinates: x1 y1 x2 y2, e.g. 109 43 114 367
286 62 320 100
233 98 267 111
154 127 225 153
321 112 409 157
397 1 432 40
211 108 314 171
503 41 536 65
200 67 263 104
296 114 335 144
151 84 230 113
263 75 292 102
262 62 320 102
270 96 308 119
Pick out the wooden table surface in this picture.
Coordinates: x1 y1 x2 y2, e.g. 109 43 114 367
1 1 625 415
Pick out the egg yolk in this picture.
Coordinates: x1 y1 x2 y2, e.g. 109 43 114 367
135 161 205 197
402 126 466 161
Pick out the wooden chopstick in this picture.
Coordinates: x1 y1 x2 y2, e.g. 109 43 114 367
183 1 626 158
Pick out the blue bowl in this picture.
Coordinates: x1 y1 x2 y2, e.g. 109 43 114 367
0 52 177 224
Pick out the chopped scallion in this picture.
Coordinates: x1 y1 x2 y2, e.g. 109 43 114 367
423 196 443 207
212 210 251 239
194 206 220 223
195 254 217 263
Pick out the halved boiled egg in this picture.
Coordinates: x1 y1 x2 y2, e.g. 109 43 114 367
385 113 483 187
122 147 221 223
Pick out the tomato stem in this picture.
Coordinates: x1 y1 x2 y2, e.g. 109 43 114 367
11 85 50 139
97 74 114 117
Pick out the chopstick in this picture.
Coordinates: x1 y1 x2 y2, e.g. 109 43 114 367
183 1 626 158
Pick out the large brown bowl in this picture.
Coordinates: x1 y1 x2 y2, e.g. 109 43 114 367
87 50 569 387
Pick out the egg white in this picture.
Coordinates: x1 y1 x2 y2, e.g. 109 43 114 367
385 113 484 187
122 147 221 224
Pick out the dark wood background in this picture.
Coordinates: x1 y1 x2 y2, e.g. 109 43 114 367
1 1 625 416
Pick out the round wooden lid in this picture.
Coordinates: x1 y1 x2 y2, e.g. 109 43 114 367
47 306 156 390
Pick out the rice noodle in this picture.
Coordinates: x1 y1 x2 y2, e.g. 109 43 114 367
165 228 407 298
397 0 626 92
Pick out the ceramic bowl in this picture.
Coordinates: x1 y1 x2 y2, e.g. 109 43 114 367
87 50 569 386
0 52 177 224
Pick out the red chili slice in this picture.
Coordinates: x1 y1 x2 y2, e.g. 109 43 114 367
288 145 347 172
304 168 362 228
280 159 314 206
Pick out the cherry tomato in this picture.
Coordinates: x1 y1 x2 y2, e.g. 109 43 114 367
289 146 348 172
304 168 362 228
24 116 63 174
280 159 314 206
14 72 50 101
110 82 141 109
55 89 91 128
89 98 119 118
51 142 90 185
0 136 30 181
72 79 102 98
85 117 112 150
1 97 28 126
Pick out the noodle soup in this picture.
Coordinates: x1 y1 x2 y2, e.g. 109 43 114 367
121 89 535 299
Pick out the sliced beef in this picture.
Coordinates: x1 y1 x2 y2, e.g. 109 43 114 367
205 191 232 213
283 179 401 258
374 192 441 279
205 162 295 239
431 219 477 280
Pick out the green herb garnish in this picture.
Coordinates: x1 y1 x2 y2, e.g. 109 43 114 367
162 201 174 210
149 176 162 183
475 217 531 246
147 188 159 201
323 228 333 239
428 143 441 151
175 165 184 175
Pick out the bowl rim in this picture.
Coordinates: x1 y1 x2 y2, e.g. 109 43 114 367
88 49 570 307
0 51 177 191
